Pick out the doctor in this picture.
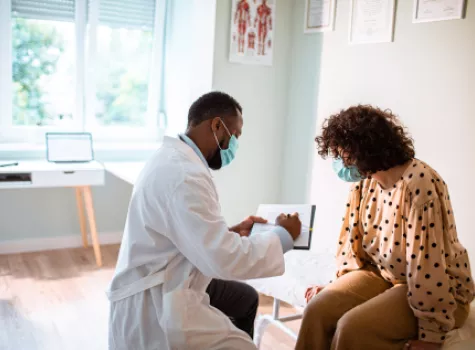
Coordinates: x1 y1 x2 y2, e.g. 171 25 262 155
107 91 301 350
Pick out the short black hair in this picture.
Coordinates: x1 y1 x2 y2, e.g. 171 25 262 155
315 105 415 175
188 91 242 126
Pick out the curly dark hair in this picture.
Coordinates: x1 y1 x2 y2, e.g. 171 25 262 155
315 105 415 176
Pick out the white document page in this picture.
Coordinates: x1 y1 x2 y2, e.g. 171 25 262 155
250 204 315 250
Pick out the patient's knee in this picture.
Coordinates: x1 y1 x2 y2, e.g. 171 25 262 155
301 292 334 326
334 309 363 343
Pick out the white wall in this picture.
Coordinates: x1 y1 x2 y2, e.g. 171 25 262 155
163 0 216 136
280 0 323 205
212 0 293 224
309 0 475 260
0 173 132 243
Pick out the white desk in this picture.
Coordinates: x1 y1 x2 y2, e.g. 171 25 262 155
105 162 146 185
0 161 105 266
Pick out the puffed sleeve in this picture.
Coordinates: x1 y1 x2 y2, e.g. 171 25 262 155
406 198 456 343
336 184 365 278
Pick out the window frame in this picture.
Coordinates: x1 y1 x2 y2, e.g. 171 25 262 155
0 0 166 144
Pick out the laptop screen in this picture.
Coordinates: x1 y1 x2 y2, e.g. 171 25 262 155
46 133 94 162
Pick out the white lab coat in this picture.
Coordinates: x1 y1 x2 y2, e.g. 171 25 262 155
107 136 286 350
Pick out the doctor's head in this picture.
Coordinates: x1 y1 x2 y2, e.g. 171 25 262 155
187 91 243 170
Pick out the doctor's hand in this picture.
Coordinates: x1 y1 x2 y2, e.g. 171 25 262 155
276 213 301 240
231 216 268 237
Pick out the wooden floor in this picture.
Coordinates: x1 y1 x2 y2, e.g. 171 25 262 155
0 245 299 350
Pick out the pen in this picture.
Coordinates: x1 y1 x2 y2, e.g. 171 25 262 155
0 162 19 168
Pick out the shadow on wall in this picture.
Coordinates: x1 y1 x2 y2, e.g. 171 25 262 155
279 0 324 207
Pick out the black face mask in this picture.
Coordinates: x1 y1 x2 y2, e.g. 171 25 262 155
207 148 222 170
207 132 228 170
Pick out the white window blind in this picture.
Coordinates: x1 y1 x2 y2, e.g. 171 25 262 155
96 0 156 30
12 0 76 21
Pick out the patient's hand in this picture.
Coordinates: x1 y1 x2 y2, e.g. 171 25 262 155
305 285 325 303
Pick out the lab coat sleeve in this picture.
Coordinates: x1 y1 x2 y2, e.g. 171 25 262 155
161 175 287 280
272 226 294 254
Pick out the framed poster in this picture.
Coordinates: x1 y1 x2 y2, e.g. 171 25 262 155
304 0 336 33
413 0 466 23
349 0 396 45
229 0 275 66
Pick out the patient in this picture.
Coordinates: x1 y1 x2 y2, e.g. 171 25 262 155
296 106 474 350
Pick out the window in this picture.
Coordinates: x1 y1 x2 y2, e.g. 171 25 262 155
12 17 76 127
95 26 152 127
0 0 166 143
93 0 155 128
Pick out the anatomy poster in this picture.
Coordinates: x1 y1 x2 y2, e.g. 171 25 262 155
229 0 275 66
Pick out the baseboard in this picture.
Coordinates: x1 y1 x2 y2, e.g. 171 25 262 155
0 232 123 255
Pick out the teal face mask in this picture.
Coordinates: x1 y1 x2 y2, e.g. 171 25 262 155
332 158 363 182
213 119 239 168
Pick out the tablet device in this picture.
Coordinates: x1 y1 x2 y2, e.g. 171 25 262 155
46 132 94 163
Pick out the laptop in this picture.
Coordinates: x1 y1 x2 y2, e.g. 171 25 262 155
46 132 94 163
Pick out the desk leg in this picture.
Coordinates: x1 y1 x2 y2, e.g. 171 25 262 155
75 187 88 248
82 186 103 267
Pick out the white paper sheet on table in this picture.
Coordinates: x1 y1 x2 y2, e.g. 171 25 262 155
250 204 316 250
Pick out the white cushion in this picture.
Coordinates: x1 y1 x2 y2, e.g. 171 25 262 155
443 303 475 349
443 339 475 350
247 250 475 348
247 249 336 309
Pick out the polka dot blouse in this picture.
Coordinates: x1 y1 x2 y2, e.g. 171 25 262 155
336 159 474 343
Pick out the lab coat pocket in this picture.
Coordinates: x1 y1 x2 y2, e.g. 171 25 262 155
160 288 233 349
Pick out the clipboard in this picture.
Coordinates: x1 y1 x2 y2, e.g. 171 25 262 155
250 204 316 250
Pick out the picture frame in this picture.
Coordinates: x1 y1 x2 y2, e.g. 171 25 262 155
229 0 276 66
349 0 396 45
304 0 336 33
413 0 466 23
